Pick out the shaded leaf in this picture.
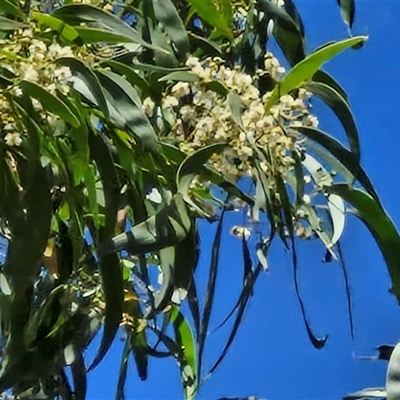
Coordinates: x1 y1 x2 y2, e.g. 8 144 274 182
58 57 109 118
265 36 367 112
115 341 130 400
70 353 87 400
325 185 400 303
337 0 355 29
295 126 379 202
304 81 360 161
257 0 305 66
152 0 190 58
0 0 25 20
96 70 159 152
20 81 80 128
158 71 199 82
186 0 233 39
198 209 225 383
312 70 349 103
0 15 25 30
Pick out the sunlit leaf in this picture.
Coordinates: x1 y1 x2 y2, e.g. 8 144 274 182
32 12 79 42
265 36 367 112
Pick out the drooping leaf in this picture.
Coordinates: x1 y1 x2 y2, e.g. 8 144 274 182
104 194 192 256
115 340 130 400
337 0 355 29
70 353 87 400
312 70 349 103
265 36 368 112
170 306 197 400
198 209 225 383
295 126 379 202
325 185 400 303
87 131 123 371
57 57 109 118
154 246 175 312
257 0 305 66
19 81 80 128
176 142 227 209
105 60 151 97
152 0 190 58
304 81 360 161
96 69 159 152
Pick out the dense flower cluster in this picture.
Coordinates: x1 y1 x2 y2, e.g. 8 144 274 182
144 55 318 182
0 27 90 147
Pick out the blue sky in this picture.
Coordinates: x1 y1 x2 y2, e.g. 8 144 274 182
86 2 400 399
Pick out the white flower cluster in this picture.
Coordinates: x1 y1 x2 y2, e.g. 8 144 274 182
0 27 84 147
145 55 318 182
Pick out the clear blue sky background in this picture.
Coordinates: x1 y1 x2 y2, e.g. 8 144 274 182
86 2 400 399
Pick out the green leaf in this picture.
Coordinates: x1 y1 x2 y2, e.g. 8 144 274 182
53 4 162 52
0 0 25 20
257 0 305 66
154 246 175 312
87 131 123 372
84 165 100 228
115 341 130 400
170 306 197 400
19 81 80 127
304 81 360 162
176 142 227 208
265 36 368 112
325 185 400 302
96 70 159 152
105 60 151 97
337 0 355 29
186 0 233 39
57 57 109 118
0 15 25 30
75 27 144 44
295 126 379 202
158 71 199 82
198 209 225 383
312 70 349 104
152 0 189 58
105 194 192 256
228 92 245 129
32 12 79 42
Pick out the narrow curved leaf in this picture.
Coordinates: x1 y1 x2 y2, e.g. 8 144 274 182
20 81 80 128
304 81 360 161
312 70 349 104
104 194 192 256
105 60 151 97
176 142 227 205
87 132 123 371
258 0 305 66
96 70 159 152
53 4 159 51
57 57 109 118
198 209 225 383
170 306 197 399
158 71 199 82
295 126 379 202
115 341 130 400
265 36 367 112
70 353 87 400
337 0 355 29
152 0 189 58
325 185 400 303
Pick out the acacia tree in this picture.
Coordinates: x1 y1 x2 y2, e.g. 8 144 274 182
0 0 398 399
